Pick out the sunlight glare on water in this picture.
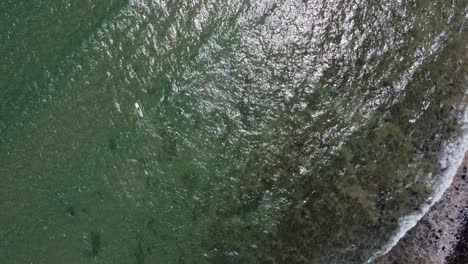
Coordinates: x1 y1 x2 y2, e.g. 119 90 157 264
0 0 466 263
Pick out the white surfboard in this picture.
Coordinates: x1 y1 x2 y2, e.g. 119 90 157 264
135 102 144 118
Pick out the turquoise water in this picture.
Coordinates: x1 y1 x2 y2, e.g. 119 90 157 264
1 0 467 263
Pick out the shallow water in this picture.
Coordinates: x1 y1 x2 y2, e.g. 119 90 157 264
0 0 467 263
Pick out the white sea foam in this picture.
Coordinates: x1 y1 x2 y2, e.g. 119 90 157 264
366 104 468 263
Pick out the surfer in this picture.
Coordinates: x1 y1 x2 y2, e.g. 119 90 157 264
135 102 144 118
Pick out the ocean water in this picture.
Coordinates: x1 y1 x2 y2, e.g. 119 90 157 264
0 0 467 263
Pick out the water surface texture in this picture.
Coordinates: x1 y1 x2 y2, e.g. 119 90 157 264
1 0 467 263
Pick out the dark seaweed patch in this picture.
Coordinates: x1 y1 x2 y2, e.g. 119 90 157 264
66 206 75 217
108 138 117 151
88 232 101 258
134 239 145 264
